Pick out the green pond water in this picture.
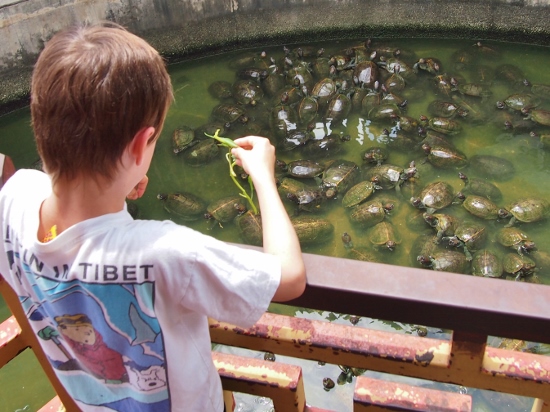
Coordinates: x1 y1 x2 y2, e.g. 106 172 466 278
1 37 550 411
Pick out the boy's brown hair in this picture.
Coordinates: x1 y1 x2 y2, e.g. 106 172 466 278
31 22 173 182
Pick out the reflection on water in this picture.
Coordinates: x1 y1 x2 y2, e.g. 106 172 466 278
1 37 550 411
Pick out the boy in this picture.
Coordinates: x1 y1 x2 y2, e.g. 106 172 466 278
0 22 306 411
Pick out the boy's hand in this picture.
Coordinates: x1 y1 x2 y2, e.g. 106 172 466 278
231 136 275 183
127 175 149 200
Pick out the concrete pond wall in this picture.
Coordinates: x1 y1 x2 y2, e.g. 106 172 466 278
1 0 550 114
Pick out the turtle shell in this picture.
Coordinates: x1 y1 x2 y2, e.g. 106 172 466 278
458 173 502 202
424 212 459 241
505 198 550 223
528 109 550 127
322 160 360 196
502 253 536 279
232 79 264 106
495 227 535 256
235 210 263 246
469 155 515 181
291 216 334 245
455 221 487 250
362 146 389 165
414 181 455 211
158 192 206 221
428 117 463 135
184 139 220 166
462 195 499 219
369 221 401 250
471 249 504 278
206 195 247 223
172 125 198 154
208 80 233 100
500 93 541 112
342 180 380 208
278 177 307 198
325 93 352 124
287 159 324 179
298 96 319 124
349 200 390 227
424 145 468 169
422 250 470 274
363 163 405 190
212 103 248 124
496 227 528 247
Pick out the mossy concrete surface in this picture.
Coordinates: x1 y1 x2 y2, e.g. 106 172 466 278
2 0 550 115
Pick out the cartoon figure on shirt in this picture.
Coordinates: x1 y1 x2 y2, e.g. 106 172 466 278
50 314 129 383
38 313 168 391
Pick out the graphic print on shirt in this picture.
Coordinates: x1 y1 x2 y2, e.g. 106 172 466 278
9 248 170 411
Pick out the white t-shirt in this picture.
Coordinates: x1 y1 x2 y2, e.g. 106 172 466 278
0 169 281 412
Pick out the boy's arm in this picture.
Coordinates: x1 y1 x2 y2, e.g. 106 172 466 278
232 136 306 302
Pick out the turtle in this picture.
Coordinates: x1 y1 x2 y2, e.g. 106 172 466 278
498 198 550 227
235 210 263 246
237 67 269 82
410 181 456 214
286 159 324 179
204 195 247 225
172 125 199 154
423 212 459 243
502 253 537 281
458 172 502 202
291 215 334 245
369 221 401 251
363 161 417 194
457 82 492 100
211 103 249 126
413 57 442 75
353 60 379 89
426 117 463 135
208 80 233 100
297 96 319 124
496 93 541 112
301 134 349 158
368 103 402 123
287 188 326 213
422 143 468 169
471 249 504 278
349 200 394 227
417 250 470 274
469 155 515 181
496 227 536 256
183 139 220 166
280 129 314 151
362 146 389 165
461 195 500 220
341 180 383 208
324 92 352 124
157 192 206 221
341 232 380 262
311 77 338 107
232 79 264 106
427 100 467 119
322 160 360 198
530 83 550 100
443 221 487 261
495 64 530 88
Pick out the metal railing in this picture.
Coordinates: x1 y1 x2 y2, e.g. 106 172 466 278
2 245 550 411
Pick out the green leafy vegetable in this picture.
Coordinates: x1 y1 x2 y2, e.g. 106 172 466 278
205 129 258 215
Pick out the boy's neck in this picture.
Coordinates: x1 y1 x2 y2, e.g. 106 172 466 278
38 176 126 241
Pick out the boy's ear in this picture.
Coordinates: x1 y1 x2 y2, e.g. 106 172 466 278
130 127 156 166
